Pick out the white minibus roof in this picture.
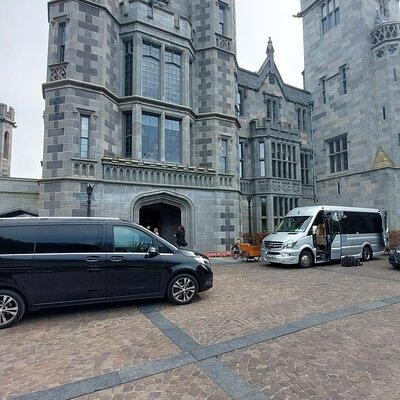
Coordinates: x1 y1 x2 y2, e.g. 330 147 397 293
287 205 381 217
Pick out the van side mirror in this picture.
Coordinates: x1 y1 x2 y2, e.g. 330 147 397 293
145 247 159 259
312 226 318 235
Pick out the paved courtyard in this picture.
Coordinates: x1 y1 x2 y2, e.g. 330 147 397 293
3 257 400 400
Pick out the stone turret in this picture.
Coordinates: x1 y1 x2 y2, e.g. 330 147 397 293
0 104 16 177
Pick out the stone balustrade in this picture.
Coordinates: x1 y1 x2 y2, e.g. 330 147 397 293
371 22 400 48
101 158 235 189
216 33 232 52
72 159 97 177
49 62 68 82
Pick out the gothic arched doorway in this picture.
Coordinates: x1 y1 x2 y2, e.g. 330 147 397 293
139 203 181 244
132 191 195 247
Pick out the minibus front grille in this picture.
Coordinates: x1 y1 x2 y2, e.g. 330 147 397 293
264 241 283 249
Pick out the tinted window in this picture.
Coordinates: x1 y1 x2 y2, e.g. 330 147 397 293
113 226 153 253
0 226 36 254
36 225 103 253
341 212 382 234
158 241 173 254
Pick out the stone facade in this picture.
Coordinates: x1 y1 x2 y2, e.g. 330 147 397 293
38 0 315 252
0 103 15 178
299 0 400 229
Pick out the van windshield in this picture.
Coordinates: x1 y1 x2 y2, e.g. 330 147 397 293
275 216 312 233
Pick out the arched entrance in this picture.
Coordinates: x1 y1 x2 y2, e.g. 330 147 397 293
132 191 195 247
140 203 181 244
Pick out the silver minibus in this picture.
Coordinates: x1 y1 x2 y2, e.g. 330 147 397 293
262 206 388 267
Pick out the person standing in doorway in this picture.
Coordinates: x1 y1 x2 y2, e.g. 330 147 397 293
175 225 188 248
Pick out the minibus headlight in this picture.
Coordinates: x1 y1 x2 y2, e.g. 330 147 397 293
283 241 297 249
195 256 211 270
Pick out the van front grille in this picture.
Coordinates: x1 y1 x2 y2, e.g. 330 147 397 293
264 241 283 250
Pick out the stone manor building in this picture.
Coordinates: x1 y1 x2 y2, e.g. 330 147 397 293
35 0 315 251
3 0 400 251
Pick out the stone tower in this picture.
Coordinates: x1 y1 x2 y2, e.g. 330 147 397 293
0 103 15 178
299 0 400 228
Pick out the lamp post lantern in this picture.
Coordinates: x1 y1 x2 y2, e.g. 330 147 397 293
86 184 95 217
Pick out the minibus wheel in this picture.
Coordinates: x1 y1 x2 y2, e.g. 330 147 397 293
362 246 373 262
299 250 314 268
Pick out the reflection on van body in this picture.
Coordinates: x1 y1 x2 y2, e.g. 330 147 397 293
262 206 388 268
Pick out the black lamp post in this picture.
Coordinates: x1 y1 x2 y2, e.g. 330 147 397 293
86 184 95 217
247 194 253 244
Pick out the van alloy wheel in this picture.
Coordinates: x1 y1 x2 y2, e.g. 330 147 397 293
172 277 196 303
299 251 313 268
362 246 373 261
0 295 19 327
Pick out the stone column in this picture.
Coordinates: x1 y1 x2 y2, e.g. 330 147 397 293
267 195 275 233
133 33 142 95
182 115 190 165
182 50 190 107
132 104 142 160
160 112 166 162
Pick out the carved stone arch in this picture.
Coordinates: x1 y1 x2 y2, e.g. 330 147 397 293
131 191 196 247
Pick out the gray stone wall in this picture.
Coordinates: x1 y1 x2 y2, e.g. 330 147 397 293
0 104 15 178
0 178 39 216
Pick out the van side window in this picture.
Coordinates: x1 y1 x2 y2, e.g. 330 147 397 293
0 226 36 254
158 241 173 254
36 225 103 253
113 226 153 253
341 212 382 234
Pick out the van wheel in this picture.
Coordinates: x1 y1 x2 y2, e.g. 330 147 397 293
0 290 25 329
299 250 314 268
362 246 373 262
167 274 199 305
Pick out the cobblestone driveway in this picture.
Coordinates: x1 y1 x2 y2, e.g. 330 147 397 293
3 257 400 400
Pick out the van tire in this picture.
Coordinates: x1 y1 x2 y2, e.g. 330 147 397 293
167 274 199 305
0 289 25 329
299 250 314 268
362 246 373 262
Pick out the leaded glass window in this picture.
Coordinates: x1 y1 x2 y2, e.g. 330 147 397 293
261 197 268 232
259 141 266 177
340 65 347 95
272 142 298 180
142 114 159 160
301 153 311 185
327 135 348 174
321 0 340 34
273 197 299 228
124 41 133 96
142 43 160 99
165 50 182 104
125 112 132 158
379 0 389 17
218 3 226 35
220 139 228 173
165 118 181 164
3 131 9 160
58 22 66 63
80 115 90 159
239 142 244 178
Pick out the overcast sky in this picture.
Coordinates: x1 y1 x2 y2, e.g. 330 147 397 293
0 0 303 179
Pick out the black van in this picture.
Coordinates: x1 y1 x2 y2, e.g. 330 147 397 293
0 218 213 329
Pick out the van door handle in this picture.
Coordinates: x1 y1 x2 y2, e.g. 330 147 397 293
111 256 125 263
86 256 102 263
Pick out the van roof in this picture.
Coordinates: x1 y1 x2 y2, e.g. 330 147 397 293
287 205 381 216
0 217 129 225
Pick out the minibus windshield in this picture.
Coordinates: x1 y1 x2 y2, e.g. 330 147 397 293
275 216 313 233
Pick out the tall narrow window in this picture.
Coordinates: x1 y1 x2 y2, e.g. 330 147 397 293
394 68 398 83
301 153 310 185
58 22 66 63
220 139 228 173
272 142 297 179
327 135 348 174
259 141 266 177
142 114 159 160
142 43 160 99
124 112 132 158
383 107 387 120
3 131 9 160
272 100 278 122
297 108 301 129
266 99 271 119
165 118 181 164
340 65 347 95
273 197 299 227
321 0 340 34
124 41 133 96
236 91 241 117
218 3 226 35
147 1 154 18
165 50 182 104
239 142 244 178
261 197 267 232
302 109 307 131
321 77 327 104
80 116 90 159
189 60 194 107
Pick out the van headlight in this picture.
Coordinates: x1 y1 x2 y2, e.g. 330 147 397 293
195 256 211 270
283 241 297 249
